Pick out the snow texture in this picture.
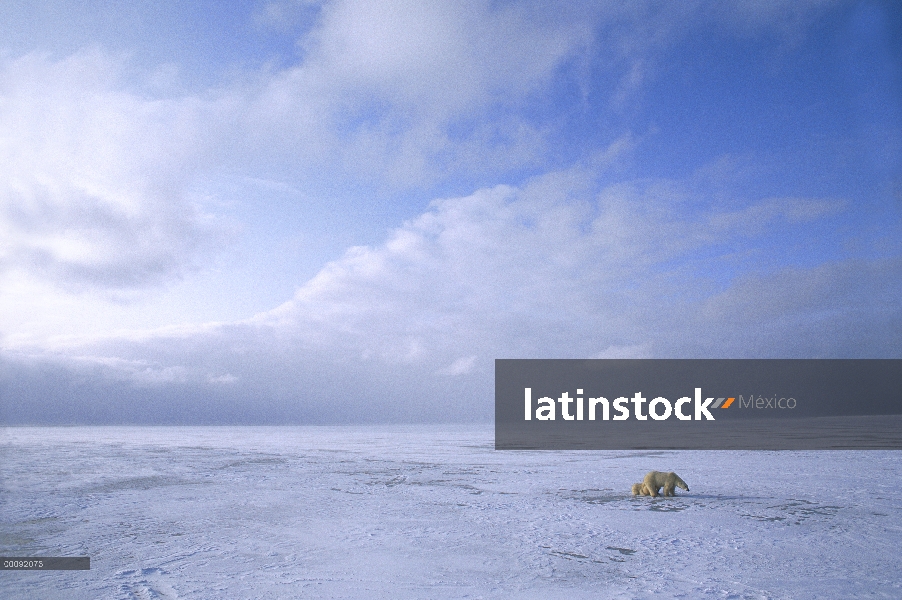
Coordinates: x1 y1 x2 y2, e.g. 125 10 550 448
1 426 901 599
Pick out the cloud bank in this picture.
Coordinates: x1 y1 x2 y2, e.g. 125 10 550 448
3 166 897 424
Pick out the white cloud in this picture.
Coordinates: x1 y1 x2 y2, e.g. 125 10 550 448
253 169 856 368
437 355 477 376
0 50 234 292
305 0 590 114
242 0 602 189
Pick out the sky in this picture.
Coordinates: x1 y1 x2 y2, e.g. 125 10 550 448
0 0 900 424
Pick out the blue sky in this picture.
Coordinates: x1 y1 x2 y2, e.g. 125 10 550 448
0 0 899 424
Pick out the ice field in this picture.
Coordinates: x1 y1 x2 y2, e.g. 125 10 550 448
2 425 901 599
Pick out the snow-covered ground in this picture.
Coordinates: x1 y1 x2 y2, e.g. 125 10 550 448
1 425 900 599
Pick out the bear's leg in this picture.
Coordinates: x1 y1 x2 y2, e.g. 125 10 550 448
663 484 674 496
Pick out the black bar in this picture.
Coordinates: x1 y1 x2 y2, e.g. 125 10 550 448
1 557 90 570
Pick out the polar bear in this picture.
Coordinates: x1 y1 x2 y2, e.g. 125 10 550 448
642 471 689 497
631 482 652 496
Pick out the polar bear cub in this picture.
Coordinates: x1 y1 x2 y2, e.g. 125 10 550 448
641 471 689 497
631 482 652 496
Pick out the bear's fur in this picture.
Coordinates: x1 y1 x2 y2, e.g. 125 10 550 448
631 482 652 496
642 471 689 497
